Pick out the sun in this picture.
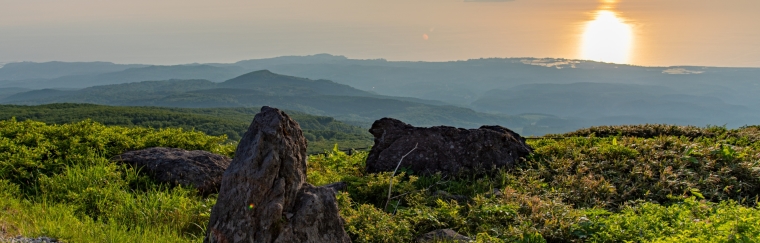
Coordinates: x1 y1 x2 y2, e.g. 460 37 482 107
581 10 633 64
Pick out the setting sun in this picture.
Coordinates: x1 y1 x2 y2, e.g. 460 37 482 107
581 10 633 64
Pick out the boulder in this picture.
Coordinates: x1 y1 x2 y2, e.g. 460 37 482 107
416 229 472 243
204 106 351 243
115 147 231 196
366 118 532 176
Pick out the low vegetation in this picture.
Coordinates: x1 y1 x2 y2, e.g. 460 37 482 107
2 121 759 242
0 103 373 153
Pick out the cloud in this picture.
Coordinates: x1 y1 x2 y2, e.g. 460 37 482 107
464 0 515 2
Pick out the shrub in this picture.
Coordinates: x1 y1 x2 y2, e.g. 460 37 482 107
562 124 722 139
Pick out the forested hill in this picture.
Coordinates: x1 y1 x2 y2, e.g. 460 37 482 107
0 103 373 153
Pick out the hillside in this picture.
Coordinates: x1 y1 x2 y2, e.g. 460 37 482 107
0 103 372 154
2 120 759 242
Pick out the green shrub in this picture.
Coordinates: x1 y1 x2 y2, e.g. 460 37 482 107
526 136 760 209
562 124 723 139
0 119 227 242
0 118 234 195
579 198 760 242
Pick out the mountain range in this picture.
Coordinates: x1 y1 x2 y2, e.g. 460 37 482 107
2 54 758 135
2 70 526 130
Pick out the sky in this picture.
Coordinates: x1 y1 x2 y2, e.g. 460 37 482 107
1 0 759 67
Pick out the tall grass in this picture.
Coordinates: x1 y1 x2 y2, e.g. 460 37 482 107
0 119 228 242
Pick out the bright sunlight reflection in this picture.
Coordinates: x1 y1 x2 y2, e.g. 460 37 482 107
581 10 633 64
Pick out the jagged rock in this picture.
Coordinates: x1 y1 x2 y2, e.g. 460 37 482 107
115 147 231 196
416 229 472 243
366 118 533 176
204 106 351 243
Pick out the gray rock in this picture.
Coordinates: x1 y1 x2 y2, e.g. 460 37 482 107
366 118 533 176
115 147 231 196
416 229 472 243
204 106 350 243
1 236 59 243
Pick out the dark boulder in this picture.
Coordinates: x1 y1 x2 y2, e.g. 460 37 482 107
366 118 532 176
115 147 231 196
204 106 351 243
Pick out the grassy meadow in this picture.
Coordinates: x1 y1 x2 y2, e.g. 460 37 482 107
1 118 759 242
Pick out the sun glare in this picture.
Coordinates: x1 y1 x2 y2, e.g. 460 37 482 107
581 10 633 64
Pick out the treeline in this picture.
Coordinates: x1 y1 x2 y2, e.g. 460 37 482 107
0 103 373 153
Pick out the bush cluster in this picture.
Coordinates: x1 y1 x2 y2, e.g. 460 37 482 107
561 124 723 139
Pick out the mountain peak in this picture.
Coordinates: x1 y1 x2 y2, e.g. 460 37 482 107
220 70 311 87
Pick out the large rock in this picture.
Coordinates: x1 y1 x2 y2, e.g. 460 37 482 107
115 147 231 196
204 106 351 243
366 118 532 176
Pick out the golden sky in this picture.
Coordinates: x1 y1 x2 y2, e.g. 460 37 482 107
1 0 759 67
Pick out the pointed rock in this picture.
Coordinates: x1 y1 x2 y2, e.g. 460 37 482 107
204 106 350 243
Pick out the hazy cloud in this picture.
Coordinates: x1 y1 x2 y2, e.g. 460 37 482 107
464 0 515 2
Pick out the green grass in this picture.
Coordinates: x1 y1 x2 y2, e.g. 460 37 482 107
2 121 760 242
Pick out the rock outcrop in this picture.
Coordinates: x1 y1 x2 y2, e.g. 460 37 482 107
116 147 231 196
366 118 532 176
204 106 351 243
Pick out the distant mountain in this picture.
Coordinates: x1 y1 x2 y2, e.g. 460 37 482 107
472 83 759 129
5 55 758 134
0 61 146 81
227 55 760 108
3 64 248 89
0 87 31 100
223 55 760 130
218 70 375 97
2 70 528 129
